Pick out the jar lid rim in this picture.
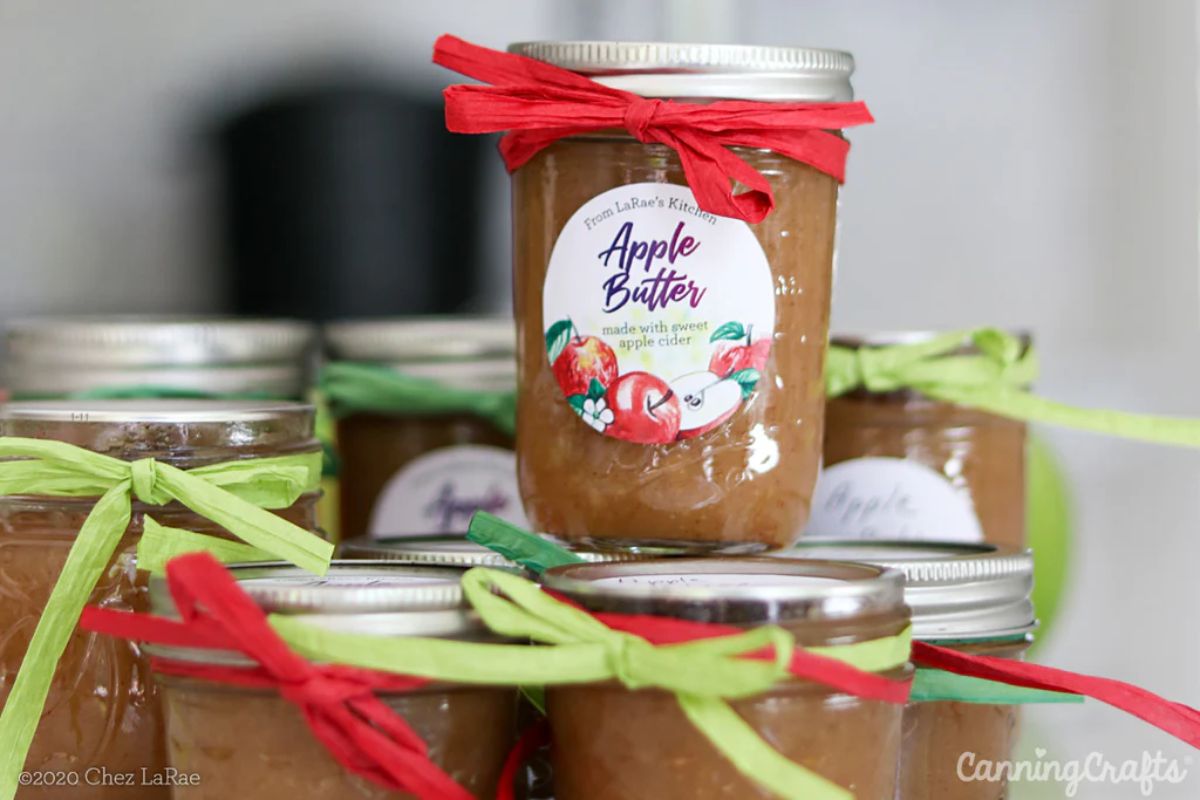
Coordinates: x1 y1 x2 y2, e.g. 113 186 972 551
508 41 855 102
0 399 313 423
324 316 514 363
542 557 904 621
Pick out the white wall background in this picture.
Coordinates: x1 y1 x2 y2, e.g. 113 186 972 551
1 1 1198 797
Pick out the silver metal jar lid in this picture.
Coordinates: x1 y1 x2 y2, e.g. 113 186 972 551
148 561 483 664
774 541 1036 641
508 41 855 102
339 534 662 569
542 557 903 624
5 316 316 398
324 317 515 393
0 398 313 425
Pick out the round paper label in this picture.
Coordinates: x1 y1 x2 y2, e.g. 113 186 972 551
805 457 985 542
367 445 528 538
542 182 774 444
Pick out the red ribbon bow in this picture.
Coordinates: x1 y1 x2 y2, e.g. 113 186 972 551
80 553 474 800
433 35 875 223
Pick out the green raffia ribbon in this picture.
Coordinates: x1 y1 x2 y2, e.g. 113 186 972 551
826 328 1200 446
135 518 276 574
912 667 1082 704
273 566 911 800
467 511 583 573
0 439 332 799
466 512 1083 709
320 362 516 436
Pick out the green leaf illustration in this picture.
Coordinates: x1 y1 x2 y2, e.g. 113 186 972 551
566 394 587 415
587 378 606 401
709 321 746 342
729 368 761 400
545 319 573 364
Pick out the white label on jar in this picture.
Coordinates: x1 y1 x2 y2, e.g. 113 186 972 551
367 445 528 538
542 182 775 444
805 457 984 542
591 574 842 589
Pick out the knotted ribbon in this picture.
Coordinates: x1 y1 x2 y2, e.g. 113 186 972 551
826 328 1200 447
433 35 874 223
0 438 331 800
321 361 516 436
81 553 472 800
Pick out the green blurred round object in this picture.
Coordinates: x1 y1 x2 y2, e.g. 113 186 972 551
1027 434 1072 651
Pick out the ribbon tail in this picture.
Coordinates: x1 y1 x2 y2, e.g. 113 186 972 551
913 643 1200 748
467 512 584 574
676 693 852 800
496 719 551 800
911 667 1084 704
0 482 133 800
157 464 332 576
136 517 276 575
928 384 1200 448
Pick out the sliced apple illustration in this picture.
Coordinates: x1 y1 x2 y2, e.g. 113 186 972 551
672 371 743 440
605 371 680 444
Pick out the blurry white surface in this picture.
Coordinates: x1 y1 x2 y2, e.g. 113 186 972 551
0 1 1198 796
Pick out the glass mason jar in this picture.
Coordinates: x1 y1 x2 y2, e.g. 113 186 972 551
0 400 322 799
324 318 526 540
778 541 1036 800
540 557 911 800
809 333 1028 547
508 42 858 551
4 316 316 400
150 561 519 799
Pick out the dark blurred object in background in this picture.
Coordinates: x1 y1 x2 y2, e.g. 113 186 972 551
215 82 487 320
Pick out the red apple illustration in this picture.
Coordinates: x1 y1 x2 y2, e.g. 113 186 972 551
709 337 771 378
672 371 743 439
605 372 681 444
553 335 618 397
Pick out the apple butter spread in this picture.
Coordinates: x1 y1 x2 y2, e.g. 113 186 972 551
324 318 527 540
151 562 518 799
0 400 321 799
4 316 316 400
777 541 1036 800
810 333 1028 547
539 557 911 799
508 42 860 551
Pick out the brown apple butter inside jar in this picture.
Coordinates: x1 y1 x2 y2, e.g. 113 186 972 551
0 399 322 799
151 561 518 799
540 557 911 799
810 332 1028 547
509 42 860 551
777 541 1036 800
325 318 528 540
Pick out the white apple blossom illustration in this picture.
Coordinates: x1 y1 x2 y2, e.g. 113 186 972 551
579 397 615 432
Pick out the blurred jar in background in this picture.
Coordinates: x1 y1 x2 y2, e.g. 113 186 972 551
4 316 316 401
324 318 527 540
808 333 1028 548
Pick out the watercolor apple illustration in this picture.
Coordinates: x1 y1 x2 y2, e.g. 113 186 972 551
545 319 618 397
672 371 744 440
708 320 770 379
605 371 681 444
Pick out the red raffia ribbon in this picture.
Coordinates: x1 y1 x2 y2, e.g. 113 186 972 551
433 34 875 224
584 603 1200 749
79 553 473 800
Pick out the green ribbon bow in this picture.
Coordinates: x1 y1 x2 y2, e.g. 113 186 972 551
0 438 332 800
826 328 1200 446
273 566 910 800
320 362 516 436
